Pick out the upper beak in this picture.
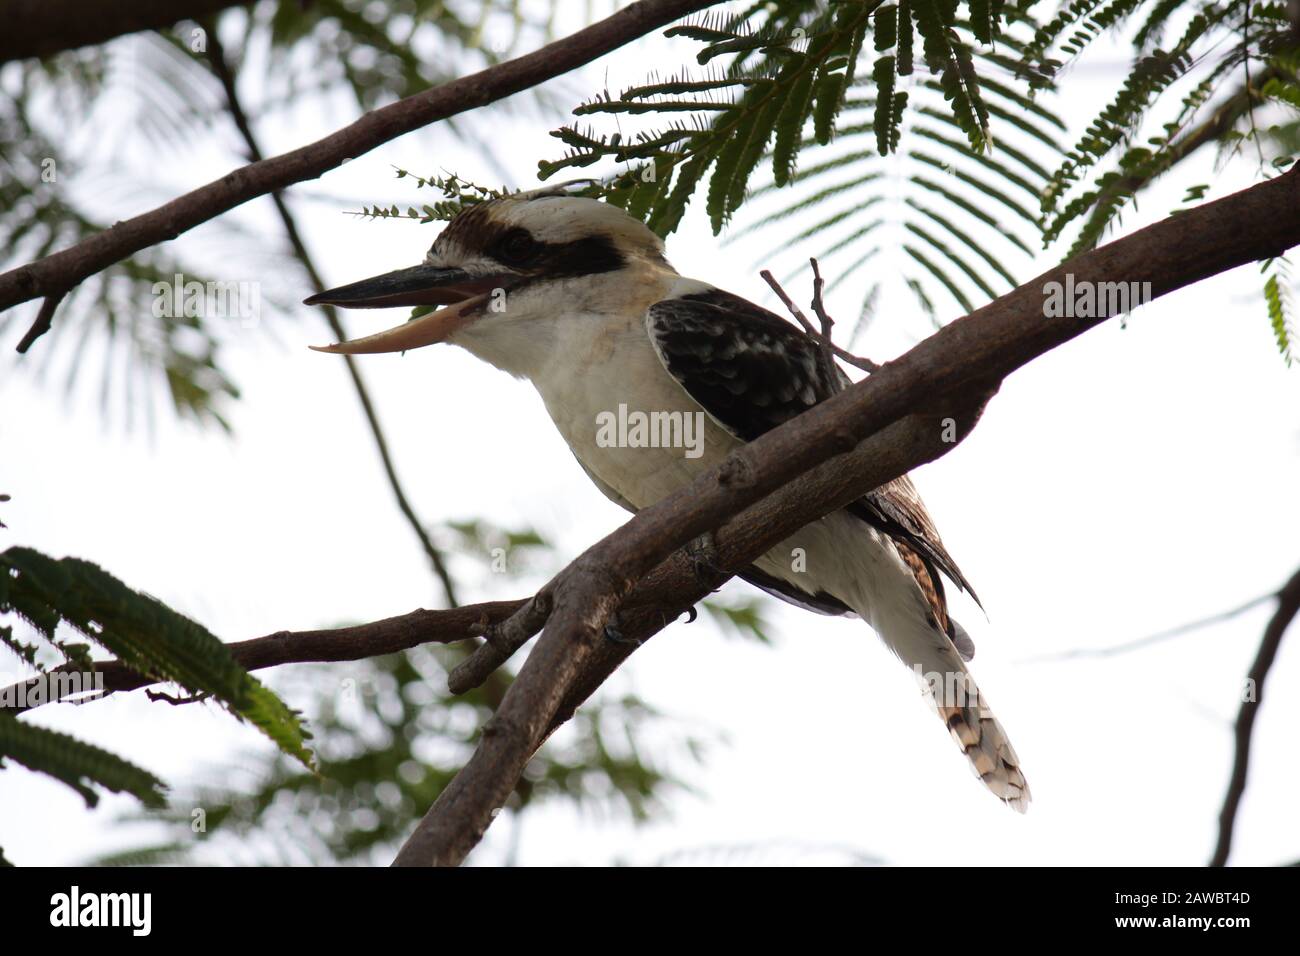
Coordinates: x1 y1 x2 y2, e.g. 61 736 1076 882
304 265 487 309
303 264 510 355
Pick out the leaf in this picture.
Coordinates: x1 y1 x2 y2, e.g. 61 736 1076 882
1263 262 1296 367
0 547 314 769
0 711 166 808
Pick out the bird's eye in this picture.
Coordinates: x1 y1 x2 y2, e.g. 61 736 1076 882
496 229 537 265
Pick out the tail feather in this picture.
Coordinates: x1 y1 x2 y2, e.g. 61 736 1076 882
852 584 1031 811
755 514 1029 810
935 684 1031 812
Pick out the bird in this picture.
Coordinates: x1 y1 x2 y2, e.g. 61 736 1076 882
304 184 1030 811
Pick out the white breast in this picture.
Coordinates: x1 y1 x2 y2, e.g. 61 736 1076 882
529 310 741 509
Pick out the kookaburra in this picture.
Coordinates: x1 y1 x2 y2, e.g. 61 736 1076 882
305 186 1029 811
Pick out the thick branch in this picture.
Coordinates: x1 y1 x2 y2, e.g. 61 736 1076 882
1209 564 1300 867
392 165 1300 866
0 0 252 64
1 0 722 340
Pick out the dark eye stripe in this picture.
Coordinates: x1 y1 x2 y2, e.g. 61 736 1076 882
531 235 624 277
435 199 632 279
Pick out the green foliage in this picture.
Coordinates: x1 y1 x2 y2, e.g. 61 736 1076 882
1039 5 1233 248
90 521 715 866
701 595 774 643
540 1 996 236
536 1 1055 320
91 646 711 865
1262 258 1295 366
1018 0 1300 361
734 11 1058 318
352 170 512 223
535 0 1300 353
0 546 313 768
0 712 166 809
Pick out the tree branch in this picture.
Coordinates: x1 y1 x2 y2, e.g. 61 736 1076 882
0 0 252 64
0 602 526 716
204 26 459 606
1 0 724 346
390 164 1300 866
1020 590 1277 662
1210 563 1300 867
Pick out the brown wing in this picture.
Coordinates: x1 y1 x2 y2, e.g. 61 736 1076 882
848 474 982 609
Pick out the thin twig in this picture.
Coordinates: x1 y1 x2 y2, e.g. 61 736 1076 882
0 601 527 716
760 268 879 374
14 289 67 353
1210 564 1300 867
760 268 816 334
808 257 841 387
205 28 459 606
1020 591 1277 663
145 689 211 706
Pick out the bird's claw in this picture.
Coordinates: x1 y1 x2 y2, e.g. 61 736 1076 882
603 611 642 646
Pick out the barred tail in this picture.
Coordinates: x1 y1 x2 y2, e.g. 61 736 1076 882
864 597 1031 811
932 670 1031 812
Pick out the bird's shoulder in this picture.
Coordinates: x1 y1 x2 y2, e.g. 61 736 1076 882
645 285 838 442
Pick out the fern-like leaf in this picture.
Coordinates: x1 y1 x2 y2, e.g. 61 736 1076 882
0 711 166 808
0 547 313 768
1263 259 1296 366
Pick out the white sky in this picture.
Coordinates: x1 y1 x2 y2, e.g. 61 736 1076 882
2 6 1299 866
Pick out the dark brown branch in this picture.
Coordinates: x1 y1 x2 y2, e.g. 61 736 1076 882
447 587 555 694
1 0 723 343
204 28 460 607
1210 564 1300 867
145 688 211 706
0 602 527 716
0 0 252 64
14 290 67 354
390 164 1300 867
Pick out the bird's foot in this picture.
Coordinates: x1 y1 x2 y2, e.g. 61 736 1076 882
686 531 723 582
603 610 642 647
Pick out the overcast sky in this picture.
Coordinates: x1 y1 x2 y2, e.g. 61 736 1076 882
2 6 1298 866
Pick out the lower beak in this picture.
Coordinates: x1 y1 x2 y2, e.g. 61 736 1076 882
303 265 510 355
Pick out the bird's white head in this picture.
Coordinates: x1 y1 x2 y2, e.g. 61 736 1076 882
304 187 671 356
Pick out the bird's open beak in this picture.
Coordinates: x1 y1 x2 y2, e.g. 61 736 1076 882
303 265 509 355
